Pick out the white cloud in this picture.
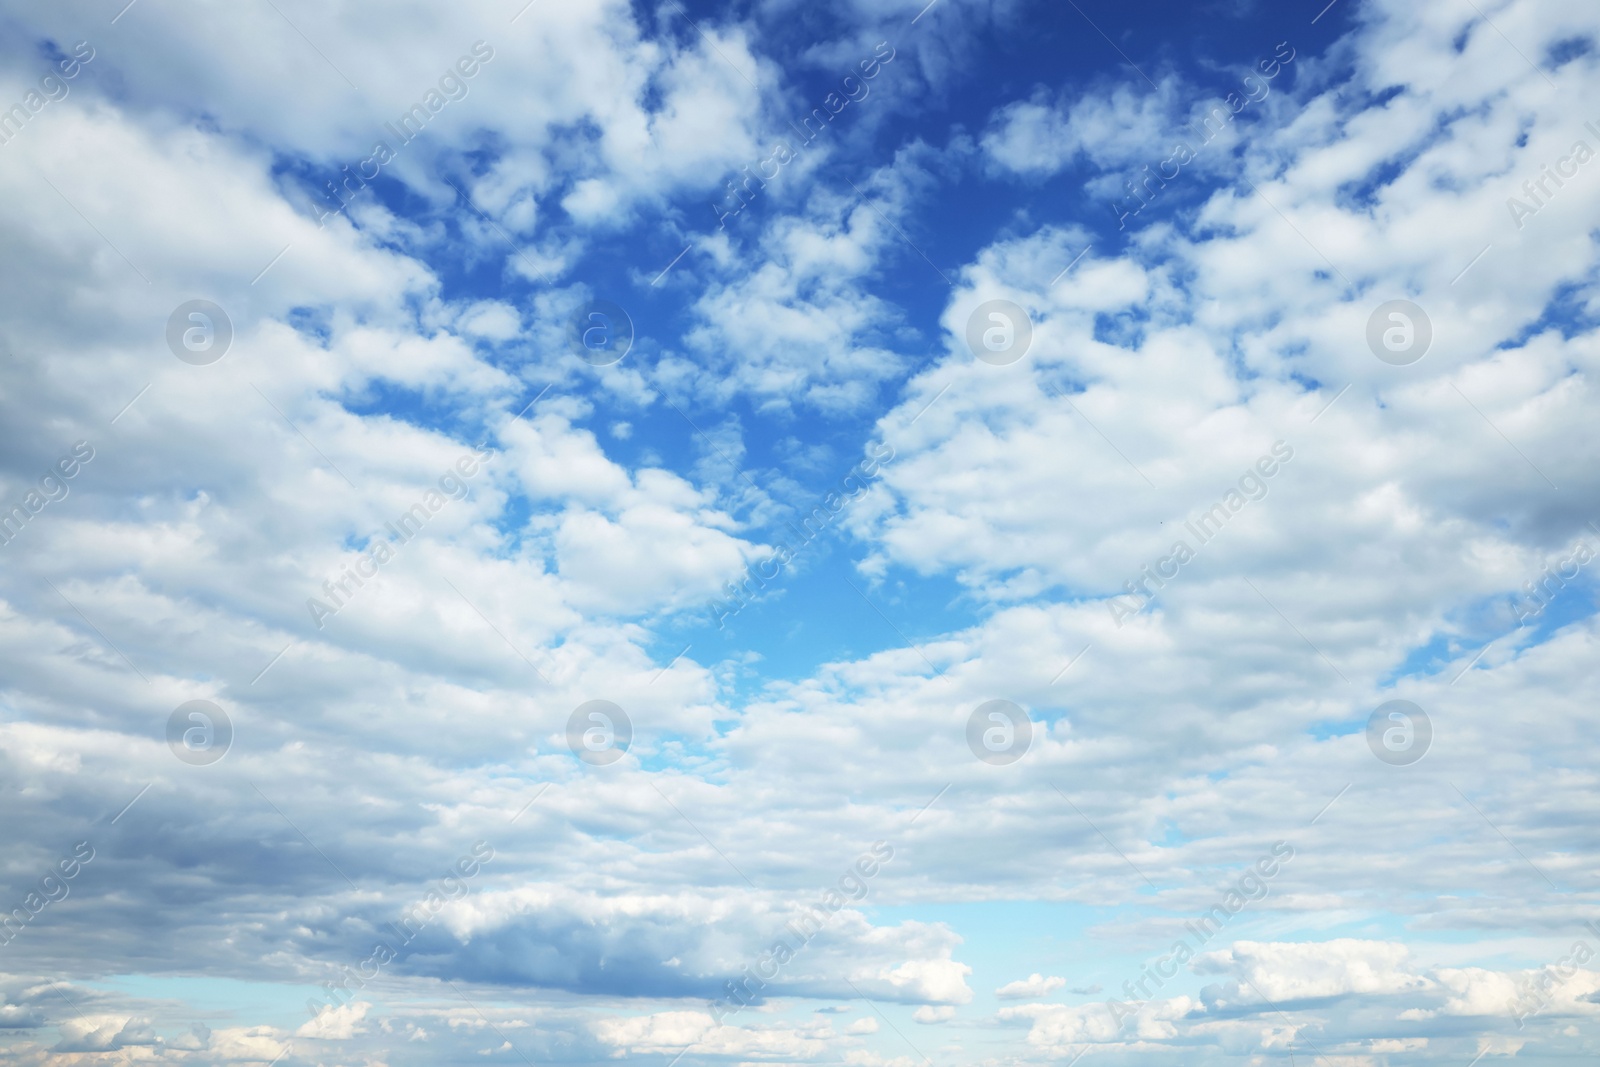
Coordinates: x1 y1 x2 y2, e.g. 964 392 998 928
1194 940 1433 1005
298 1001 371 1040
995 973 1066 999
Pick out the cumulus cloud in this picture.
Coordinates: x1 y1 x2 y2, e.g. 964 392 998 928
298 1002 372 1040
995 973 1066 999
1194 940 1433 1006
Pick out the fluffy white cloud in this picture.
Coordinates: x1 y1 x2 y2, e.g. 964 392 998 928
1194 940 1432 1005
995 973 1066 999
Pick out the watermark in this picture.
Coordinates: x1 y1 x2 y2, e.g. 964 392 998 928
307 445 493 628
709 442 894 629
571 300 633 366
0 841 96 949
1511 533 1594 625
314 41 496 226
167 699 233 766
1108 441 1294 626
966 699 1032 765
1365 699 1430 766
166 300 233 365
1365 299 1431 365
1511 930 1596 1028
306 840 494 1018
712 41 898 228
0 439 94 550
707 840 895 1023
964 299 1033 365
1109 42 1296 230
1507 122 1600 230
567 700 631 765
1105 841 1294 1027
0 41 96 148
1434 530 1600 695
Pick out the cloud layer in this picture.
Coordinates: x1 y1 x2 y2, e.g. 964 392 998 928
1 0 1598 1064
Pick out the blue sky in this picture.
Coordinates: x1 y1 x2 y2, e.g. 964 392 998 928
1 0 1599 1064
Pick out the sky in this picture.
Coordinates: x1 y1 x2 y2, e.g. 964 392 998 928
0 0 1598 1064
